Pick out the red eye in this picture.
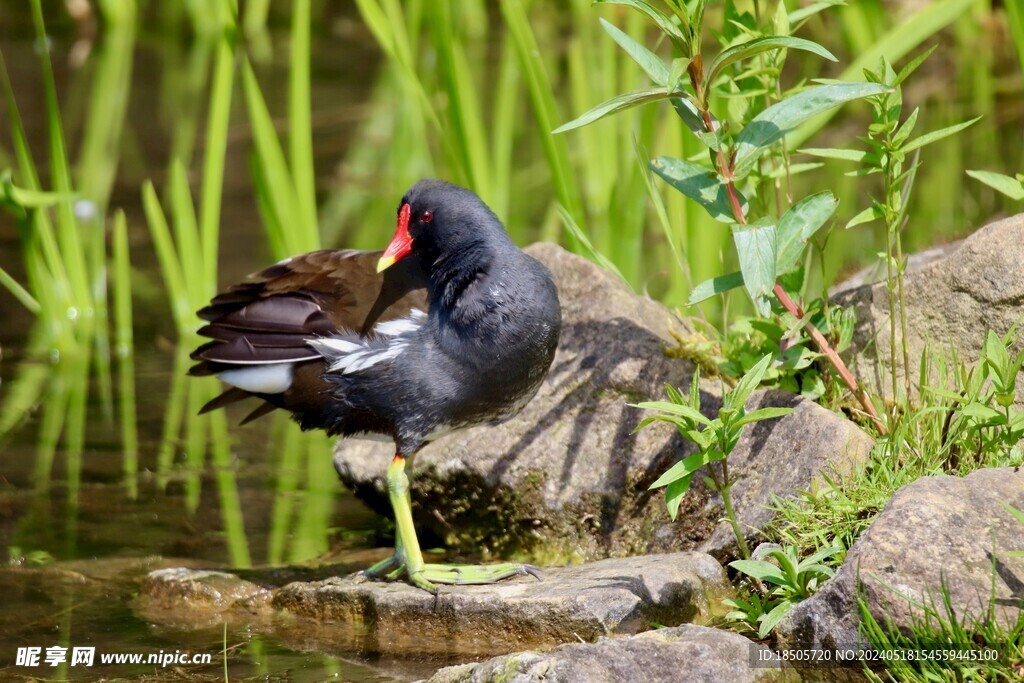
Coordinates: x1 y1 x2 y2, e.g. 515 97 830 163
421 210 433 223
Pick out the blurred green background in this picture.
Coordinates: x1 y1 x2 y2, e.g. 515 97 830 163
0 0 1021 679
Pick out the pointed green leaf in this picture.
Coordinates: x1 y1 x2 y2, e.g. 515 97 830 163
671 96 708 136
727 353 774 410
595 0 689 53
733 82 889 179
600 18 669 85
901 116 981 153
729 559 787 584
554 88 676 134
650 451 708 490
688 270 745 305
845 204 884 228
665 474 693 520
633 400 713 424
731 220 777 316
734 406 794 427
758 599 797 638
787 0 845 24
966 170 1024 201
775 191 838 274
708 36 836 86
1000 501 1024 527
799 147 869 162
651 156 747 223
895 45 938 86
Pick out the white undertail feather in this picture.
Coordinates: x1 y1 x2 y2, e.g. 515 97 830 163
308 309 426 375
219 364 295 393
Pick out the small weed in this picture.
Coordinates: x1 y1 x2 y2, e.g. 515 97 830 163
726 543 841 639
633 354 793 559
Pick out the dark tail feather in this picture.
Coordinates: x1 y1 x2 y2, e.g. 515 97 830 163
240 402 277 425
199 387 250 414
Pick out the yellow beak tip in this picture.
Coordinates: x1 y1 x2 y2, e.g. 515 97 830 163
376 256 396 273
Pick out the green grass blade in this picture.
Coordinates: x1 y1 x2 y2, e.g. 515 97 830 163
141 181 192 330
111 210 138 499
499 0 584 226
289 0 319 247
199 31 235 290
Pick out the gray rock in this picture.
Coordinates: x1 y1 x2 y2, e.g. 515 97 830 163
777 467 1024 652
272 552 732 656
833 213 1024 402
334 243 874 562
137 567 273 628
420 624 795 683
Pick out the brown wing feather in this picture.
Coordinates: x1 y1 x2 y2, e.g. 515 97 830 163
191 249 429 423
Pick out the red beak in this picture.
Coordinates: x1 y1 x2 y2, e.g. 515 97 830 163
377 203 413 272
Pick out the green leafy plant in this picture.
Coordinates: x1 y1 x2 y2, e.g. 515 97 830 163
634 354 793 559
716 298 856 402
805 50 979 404
556 0 888 432
727 543 841 638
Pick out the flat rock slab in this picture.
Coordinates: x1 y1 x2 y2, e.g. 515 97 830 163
335 243 874 563
777 467 1024 652
273 552 731 656
834 212 1024 402
421 624 795 683
138 552 732 657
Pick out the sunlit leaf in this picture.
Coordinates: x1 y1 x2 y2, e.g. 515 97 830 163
708 36 836 87
733 82 889 179
845 204 884 228
734 406 794 427
966 170 1024 201
727 353 774 410
650 156 747 222
599 17 669 85
633 400 713 425
758 599 797 638
775 191 838 274
731 220 776 316
554 88 677 134
689 270 744 305
799 147 869 162
901 116 980 152
596 0 689 53
650 451 708 490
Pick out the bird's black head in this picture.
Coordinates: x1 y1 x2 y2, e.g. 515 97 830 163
376 179 509 273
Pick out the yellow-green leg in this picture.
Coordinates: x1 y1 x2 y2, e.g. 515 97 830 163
361 454 541 593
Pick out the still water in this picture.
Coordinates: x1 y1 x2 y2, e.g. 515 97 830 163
0 5 439 681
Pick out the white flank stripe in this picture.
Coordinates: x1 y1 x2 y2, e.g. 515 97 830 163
307 309 425 375
374 309 427 336
219 364 294 393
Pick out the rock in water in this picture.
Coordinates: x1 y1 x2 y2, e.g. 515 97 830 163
335 243 874 562
421 624 795 683
139 553 732 657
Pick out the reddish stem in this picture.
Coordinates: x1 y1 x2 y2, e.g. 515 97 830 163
772 284 886 434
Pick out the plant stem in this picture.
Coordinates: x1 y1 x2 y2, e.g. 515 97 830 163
708 460 750 559
773 284 886 433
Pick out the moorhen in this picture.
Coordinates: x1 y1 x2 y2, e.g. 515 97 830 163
190 179 561 592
